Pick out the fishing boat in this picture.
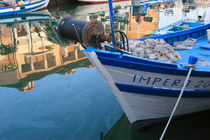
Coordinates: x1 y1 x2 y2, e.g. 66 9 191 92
58 2 210 131
82 25 210 128
0 0 49 16
153 18 207 36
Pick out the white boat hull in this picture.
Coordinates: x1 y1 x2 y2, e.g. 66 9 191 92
119 91 210 123
84 51 210 124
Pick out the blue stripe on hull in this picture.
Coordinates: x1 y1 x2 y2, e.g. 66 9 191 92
95 51 178 68
116 83 210 98
97 54 210 77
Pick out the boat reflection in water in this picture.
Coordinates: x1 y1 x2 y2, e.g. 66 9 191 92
0 9 92 92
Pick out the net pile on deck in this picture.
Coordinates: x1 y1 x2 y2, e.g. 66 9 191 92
129 39 182 63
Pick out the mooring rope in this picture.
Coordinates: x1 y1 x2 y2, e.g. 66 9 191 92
159 60 197 140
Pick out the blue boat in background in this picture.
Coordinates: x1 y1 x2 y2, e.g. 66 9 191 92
0 0 49 16
153 18 209 36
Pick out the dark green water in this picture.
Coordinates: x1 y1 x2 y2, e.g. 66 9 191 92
103 111 210 140
0 0 210 140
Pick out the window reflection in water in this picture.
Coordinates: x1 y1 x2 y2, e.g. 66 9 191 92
0 9 92 92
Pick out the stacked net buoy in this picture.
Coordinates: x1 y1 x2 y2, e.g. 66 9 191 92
129 39 182 63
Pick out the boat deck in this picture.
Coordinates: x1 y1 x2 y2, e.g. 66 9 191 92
176 37 210 72
85 37 210 73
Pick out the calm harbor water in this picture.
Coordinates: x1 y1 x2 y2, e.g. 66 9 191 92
0 0 210 140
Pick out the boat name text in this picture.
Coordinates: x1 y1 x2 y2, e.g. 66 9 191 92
132 75 210 89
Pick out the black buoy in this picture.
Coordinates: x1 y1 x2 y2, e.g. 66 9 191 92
58 16 111 47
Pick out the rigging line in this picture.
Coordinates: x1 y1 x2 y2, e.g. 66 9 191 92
159 63 196 140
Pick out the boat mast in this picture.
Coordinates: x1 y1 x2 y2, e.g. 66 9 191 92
108 0 116 46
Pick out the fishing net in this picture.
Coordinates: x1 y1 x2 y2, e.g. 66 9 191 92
129 39 182 63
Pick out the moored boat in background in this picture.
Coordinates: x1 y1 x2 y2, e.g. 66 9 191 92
153 18 208 36
0 0 49 16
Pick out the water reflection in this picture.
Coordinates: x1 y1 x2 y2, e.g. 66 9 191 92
102 111 210 140
0 9 123 140
0 0 209 140
0 9 92 92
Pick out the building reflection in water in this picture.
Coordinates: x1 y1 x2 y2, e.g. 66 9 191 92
56 0 174 40
0 9 92 92
50 0 210 41
127 2 161 39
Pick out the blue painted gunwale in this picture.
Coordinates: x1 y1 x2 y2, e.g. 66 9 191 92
116 83 210 98
95 50 210 77
0 0 47 16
